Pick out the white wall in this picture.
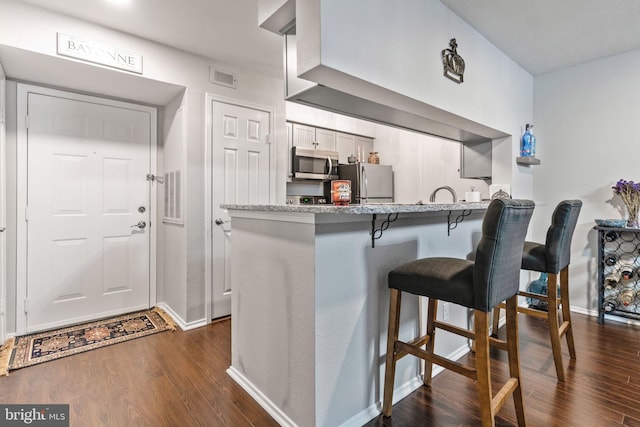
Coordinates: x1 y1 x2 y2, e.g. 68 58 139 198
534 48 640 315
0 0 287 328
0 63 5 342
296 0 535 199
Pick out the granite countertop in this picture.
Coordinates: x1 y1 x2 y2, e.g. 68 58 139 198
221 201 491 214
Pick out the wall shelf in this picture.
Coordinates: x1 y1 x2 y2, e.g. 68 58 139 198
516 156 541 165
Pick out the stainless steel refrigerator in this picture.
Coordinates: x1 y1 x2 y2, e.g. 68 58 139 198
337 163 394 204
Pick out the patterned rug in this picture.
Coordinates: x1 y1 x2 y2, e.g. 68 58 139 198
0 307 176 376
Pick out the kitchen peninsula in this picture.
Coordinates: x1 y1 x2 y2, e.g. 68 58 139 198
223 202 489 427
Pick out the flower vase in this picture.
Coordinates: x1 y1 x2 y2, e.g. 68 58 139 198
627 205 639 228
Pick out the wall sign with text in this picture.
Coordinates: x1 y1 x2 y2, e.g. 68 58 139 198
56 33 143 74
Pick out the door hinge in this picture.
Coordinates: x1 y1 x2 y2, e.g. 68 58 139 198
24 206 29 222
266 134 272 144
24 299 28 314
25 114 29 129
146 173 164 184
0 110 5 125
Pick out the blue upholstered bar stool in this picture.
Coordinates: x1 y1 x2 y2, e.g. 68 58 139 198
382 199 534 427
492 199 582 382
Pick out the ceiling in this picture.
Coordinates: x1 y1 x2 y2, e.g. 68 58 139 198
14 0 640 77
440 0 640 75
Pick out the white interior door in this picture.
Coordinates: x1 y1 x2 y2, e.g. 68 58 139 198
212 100 271 318
25 91 152 332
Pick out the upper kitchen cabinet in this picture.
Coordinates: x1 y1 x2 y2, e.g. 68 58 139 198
460 139 492 179
336 132 373 164
336 132 355 164
292 123 336 151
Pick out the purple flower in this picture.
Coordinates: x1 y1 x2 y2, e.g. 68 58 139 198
612 179 640 209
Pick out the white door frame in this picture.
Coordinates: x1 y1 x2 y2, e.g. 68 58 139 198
15 83 158 335
204 94 276 322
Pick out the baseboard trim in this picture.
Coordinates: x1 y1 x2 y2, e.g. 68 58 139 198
155 302 207 331
227 366 298 427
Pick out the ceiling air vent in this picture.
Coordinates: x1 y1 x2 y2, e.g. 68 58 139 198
209 67 237 89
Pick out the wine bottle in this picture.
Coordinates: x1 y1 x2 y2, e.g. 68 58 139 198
604 272 620 290
620 262 635 281
604 231 619 242
602 296 617 313
620 288 635 307
604 254 618 266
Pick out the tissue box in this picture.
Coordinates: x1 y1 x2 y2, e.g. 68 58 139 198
465 191 481 202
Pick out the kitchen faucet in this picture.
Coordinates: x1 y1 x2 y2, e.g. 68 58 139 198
429 186 457 203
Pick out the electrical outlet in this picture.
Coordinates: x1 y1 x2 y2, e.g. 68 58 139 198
442 302 450 320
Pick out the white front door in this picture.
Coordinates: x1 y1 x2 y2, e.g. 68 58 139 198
211 100 271 318
23 89 154 332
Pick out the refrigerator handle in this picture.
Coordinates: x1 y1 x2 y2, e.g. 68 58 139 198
362 164 368 203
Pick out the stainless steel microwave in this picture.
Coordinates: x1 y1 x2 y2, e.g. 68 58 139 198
291 146 339 181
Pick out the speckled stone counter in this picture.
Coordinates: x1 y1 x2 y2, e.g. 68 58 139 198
221 201 490 214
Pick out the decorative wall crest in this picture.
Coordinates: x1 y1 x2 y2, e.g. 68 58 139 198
441 38 465 84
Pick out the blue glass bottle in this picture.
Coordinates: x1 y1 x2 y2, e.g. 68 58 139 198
520 124 532 157
529 125 536 157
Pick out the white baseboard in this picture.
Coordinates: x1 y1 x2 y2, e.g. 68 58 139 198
155 302 207 331
227 366 298 427
338 375 423 427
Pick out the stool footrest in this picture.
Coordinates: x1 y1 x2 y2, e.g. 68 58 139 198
493 378 519 414
558 320 570 338
433 320 474 340
395 341 476 380
516 305 552 319
519 290 561 303
394 334 431 360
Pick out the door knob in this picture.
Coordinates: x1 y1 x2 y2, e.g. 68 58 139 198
132 221 147 229
214 218 224 225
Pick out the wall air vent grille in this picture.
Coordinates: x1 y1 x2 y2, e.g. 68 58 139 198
209 67 237 89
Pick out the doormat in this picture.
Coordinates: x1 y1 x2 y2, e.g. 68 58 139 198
0 307 176 376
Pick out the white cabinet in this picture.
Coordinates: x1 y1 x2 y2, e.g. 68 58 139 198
460 139 492 179
356 136 374 161
336 132 356 164
292 123 336 151
336 132 374 164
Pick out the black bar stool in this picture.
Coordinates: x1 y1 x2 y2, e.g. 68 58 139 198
492 199 582 382
382 198 534 426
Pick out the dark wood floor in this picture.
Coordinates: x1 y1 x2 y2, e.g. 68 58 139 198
366 312 640 427
1 312 639 426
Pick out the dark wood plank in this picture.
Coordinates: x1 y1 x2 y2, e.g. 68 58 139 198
2 312 640 426
0 318 278 427
367 313 640 426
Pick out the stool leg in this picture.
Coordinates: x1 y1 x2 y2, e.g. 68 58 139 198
473 310 494 427
505 295 526 426
560 266 576 359
383 289 401 417
491 306 501 338
547 272 565 382
423 297 437 386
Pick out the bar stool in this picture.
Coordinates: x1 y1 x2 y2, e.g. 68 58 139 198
382 199 534 426
492 199 582 382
